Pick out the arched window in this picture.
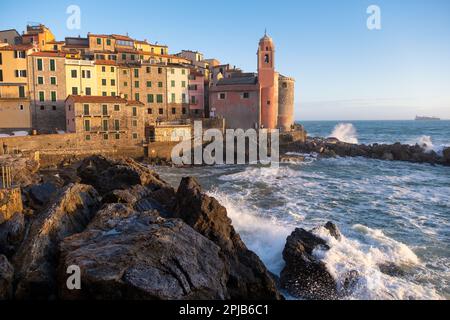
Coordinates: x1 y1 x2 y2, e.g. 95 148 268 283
264 54 270 63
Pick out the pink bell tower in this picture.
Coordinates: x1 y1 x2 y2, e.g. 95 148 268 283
258 31 278 129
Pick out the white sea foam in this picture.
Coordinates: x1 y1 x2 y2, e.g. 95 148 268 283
329 123 359 144
407 135 449 155
312 225 443 300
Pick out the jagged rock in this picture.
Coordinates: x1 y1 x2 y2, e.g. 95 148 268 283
0 212 25 257
76 156 170 196
58 204 228 300
378 263 406 277
172 177 281 300
0 255 14 300
324 221 342 241
280 225 338 300
13 184 100 299
0 155 40 187
28 182 58 208
382 152 394 161
342 270 360 294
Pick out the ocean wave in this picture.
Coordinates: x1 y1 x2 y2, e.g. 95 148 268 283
407 135 449 155
329 123 359 144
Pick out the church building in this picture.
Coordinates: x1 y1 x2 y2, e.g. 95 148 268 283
209 33 295 131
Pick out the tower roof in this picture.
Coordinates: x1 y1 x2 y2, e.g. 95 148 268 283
259 30 273 43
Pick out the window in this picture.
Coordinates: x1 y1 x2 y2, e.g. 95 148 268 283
49 59 55 71
132 120 137 127
52 105 56 111
111 67 115 72
83 104 90 116
134 69 139 77
182 93 186 103
102 66 106 72
50 77 56 85
97 38 102 45
171 68 175 74
102 79 107 86
181 81 186 88
158 67 162 74
191 96 196 104
132 133 138 139
147 108 152 114
146 81 152 88
40 105 45 110
265 54 269 63
102 92 107 96
39 91 45 102
106 39 111 46
219 93 226 100
132 107 137 117
111 92 116 97
182 69 186 75
72 87 78 95
122 54 126 60
124 81 128 87
114 120 120 131
37 76 44 85
19 86 25 98
111 79 115 86
102 105 108 116
135 93 140 101
134 81 139 88
171 93 176 103
114 105 120 111
158 108 163 114
156 94 163 103
103 119 109 131
282 82 288 88
85 87 91 96
147 94 154 103
19 105 24 110
86 70 91 78
103 134 109 140
51 91 57 102
0 70 2 82
15 70 26 77
267 100 271 105
130 55 135 61
172 108 176 114
37 58 43 71
158 82 163 88
71 69 77 78
171 80 175 87
85 135 91 141
84 119 91 131
243 92 250 99
0 53 2 65
124 94 128 99
146 67 151 73
182 107 187 115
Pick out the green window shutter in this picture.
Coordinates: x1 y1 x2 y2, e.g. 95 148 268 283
171 93 175 102
135 93 139 101
50 59 55 71
37 76 43 85
171 80 175 87
51 91 56 102
147 94 154 103
37 59 43 71
158 82 163 88
134 69 139 77
157 94 163 103
147 81 151 87
50 77 56 85
39 92 44 101
97 38 101 45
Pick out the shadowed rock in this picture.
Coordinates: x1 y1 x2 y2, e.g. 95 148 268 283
58 204 228 300
13 184 100 299
0 255 14 300
0 212 25 258
173 177 282 300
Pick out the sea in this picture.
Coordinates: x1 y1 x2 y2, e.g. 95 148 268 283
155 120 450 300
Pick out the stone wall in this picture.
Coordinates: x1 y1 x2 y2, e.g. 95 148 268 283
0 188 22 224
278 76 295 132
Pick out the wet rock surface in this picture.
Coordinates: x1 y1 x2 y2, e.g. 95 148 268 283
280 223 339 300
281 137 449 166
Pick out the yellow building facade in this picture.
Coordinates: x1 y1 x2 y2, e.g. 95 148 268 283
65 59 98 96
95 60 118 97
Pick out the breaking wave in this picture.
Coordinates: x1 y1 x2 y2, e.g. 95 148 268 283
329 123 359 144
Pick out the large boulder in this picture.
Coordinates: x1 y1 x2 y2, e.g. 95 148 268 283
280 224 339 300
13 183 100 299
0 212 25 257
58 204 228 300
0 155 40 187
0 255 14 300
76 156 171 196
28 182 59 209
172 177 281 300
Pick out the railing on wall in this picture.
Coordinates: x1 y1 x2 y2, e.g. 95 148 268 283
1 166 13 189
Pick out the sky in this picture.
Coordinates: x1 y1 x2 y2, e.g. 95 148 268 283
1 0 450 121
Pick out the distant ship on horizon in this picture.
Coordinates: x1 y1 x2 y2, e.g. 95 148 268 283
415 115 441 121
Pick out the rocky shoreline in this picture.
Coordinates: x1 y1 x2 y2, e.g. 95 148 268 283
281 136 450 166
